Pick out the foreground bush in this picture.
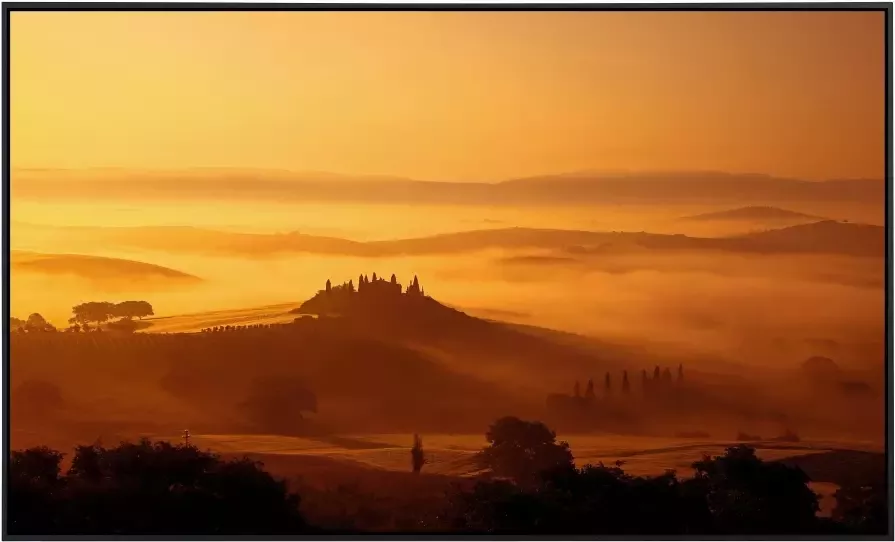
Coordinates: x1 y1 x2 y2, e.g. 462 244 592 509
8 439 308 535
453 444 863 535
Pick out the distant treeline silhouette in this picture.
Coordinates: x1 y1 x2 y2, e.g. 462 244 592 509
9 418 887 535
67 300 154 332
12 301 155 334
10 313 56 333
563 364 684 400
544 364 803 437
547 365 685 414
201 322 289 333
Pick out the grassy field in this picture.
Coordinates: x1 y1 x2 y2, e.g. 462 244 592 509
140 303 302 333
154 431 880 477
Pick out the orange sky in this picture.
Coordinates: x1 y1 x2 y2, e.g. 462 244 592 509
10 11 885 181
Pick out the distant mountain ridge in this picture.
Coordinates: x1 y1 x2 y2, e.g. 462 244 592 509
11 169 883 205
18 220 885 258
681 206 826 222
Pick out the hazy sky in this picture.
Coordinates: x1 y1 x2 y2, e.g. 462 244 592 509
11 11 885 181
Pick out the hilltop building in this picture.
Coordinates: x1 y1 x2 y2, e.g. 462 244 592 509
323 273 426 298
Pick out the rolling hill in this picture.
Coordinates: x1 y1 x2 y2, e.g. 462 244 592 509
681 206 826 222
10 281 741 441
12 168 884 205
735 220 886 257
10 250 202 282
13 221 886 258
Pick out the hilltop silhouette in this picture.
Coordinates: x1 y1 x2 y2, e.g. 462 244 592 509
288 274 642 391
680 206 826 223
13 168 883 205
18 221 885 259
294 274 460 321
735 220 884 256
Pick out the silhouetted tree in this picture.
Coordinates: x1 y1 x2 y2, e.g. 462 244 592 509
477 417 573 487
411 434 426 474
25 313 55 332
7 445 65 534
113 301 154 320
372 272 378 282
10 316 26 332
348 280 355 293
8 440 308 535
622 371 630 394
604 372 611 395
71 302 116 329
689 445 819 533
832 483 887 534
455 444 838 535
678 363 684 383
653 366 661 381
390 274 397 284
325 279 331 293
584 379 595 400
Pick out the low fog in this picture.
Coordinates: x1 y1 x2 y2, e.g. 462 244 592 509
11 200 883 373
9 198 885 450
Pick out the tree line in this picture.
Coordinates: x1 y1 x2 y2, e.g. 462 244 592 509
569 364 685 401
10 313 56 333
68 300 154 331
9 417 885 535
451 416 886 535
10 301 154 334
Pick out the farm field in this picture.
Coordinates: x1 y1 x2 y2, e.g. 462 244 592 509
141 303 303 333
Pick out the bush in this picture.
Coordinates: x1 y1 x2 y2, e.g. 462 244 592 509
477 416 573 486
8 439 309 535
454 442 839 535
832 483 888 534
